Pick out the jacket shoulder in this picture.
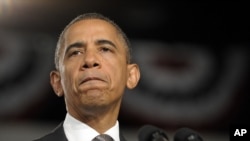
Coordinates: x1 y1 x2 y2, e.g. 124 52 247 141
33 123 67 141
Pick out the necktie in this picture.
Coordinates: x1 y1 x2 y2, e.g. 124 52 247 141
92 134 114 141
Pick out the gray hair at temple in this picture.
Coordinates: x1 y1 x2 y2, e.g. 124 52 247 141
54 12 131 70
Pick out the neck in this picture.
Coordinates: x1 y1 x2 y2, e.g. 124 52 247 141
68 104 120 133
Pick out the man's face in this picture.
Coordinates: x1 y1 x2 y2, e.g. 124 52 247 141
55 19 133 114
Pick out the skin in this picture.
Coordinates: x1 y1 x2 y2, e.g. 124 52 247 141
50 19 140 133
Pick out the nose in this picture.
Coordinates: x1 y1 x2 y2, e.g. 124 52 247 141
82 50 100 69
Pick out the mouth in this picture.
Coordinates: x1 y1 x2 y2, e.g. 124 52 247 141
80 77 104 85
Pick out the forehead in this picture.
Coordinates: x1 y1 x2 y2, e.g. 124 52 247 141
64 19 119 41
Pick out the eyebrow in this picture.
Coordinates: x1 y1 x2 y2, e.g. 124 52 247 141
96 39 117 49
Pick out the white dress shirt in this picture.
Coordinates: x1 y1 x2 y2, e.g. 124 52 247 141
63 113 120 141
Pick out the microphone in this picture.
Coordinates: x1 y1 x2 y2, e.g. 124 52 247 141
138 125 169 141
174 127 203 141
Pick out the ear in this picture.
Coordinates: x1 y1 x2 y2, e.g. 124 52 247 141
126 64 140 89
50 70 64 97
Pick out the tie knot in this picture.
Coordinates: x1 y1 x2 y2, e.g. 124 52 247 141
92 134 114 141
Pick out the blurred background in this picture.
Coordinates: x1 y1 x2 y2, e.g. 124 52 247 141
0 1 249 141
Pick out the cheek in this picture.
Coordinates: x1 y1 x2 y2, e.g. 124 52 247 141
60 67 78 94
106 60 128 85
61 71 81 106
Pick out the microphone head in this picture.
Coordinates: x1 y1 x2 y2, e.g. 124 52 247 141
138 125 169 141
174 127 203 141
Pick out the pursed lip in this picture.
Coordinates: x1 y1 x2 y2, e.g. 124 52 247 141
80 77 105 85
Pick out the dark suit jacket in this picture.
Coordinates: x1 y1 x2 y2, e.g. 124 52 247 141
33 123 127 141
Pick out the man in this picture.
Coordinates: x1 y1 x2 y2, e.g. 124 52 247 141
34 13 140 141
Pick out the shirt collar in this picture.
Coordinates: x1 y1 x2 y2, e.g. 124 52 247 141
63 113 120 141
